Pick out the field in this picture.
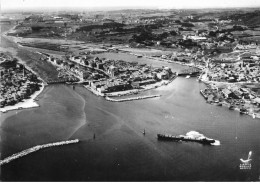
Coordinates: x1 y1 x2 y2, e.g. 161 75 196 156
118 47 173 56
240 36 260 42
244 30 260 36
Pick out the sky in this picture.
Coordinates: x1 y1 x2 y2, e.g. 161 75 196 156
1 0 260 11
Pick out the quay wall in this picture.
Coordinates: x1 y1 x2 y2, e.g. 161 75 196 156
105 95 161 102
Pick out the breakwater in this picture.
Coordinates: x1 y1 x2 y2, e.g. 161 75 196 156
0 139 79 166
178 68 201 76
105 94 161 102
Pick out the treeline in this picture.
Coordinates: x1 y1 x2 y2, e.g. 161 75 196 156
221 10 260 26
130 30 178 44
76 22 125 32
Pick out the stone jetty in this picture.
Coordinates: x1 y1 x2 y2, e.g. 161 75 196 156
0 139 79 166
105 94 161 102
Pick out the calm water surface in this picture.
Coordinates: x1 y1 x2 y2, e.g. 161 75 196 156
1 24 260 181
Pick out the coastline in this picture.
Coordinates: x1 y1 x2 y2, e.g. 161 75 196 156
3 25 258 118
0 82 45 113
1 24 47 113
200 86 260 119
1 26 47 84
84 76 176 99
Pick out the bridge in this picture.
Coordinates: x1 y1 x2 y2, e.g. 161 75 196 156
178 68 201 76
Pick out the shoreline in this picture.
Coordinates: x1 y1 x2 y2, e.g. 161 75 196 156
200 88 260 119
84 76 177 98
1 26 48 85
3 25 258 118
0 82 45 113
1 24 47 113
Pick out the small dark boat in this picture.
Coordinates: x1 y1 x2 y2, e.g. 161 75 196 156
240 108 247 114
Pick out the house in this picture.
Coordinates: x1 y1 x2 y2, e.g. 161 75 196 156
253 97 260 106
207 94 214 102
107 65 118 77
157 71 169 80
222 88 232 98
70 56 82 63
96 63 104 70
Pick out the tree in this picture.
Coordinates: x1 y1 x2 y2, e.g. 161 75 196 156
209 31 217 37
169 31 177 36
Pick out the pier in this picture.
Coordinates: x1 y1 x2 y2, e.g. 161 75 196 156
0 139 79 166
105 94 161 102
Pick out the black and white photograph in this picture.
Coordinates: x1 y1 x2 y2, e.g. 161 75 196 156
0 0 260 182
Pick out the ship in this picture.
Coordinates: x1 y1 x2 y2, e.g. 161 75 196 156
157 134 215 145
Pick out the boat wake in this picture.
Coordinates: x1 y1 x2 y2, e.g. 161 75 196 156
240 151 252 164
185 131 220 146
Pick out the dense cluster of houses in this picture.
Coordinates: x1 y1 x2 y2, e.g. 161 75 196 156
0 62 42 108
89 65 173 94
201 85 260 114
207 54 260 83
45 54 108 81
45 53 175 94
